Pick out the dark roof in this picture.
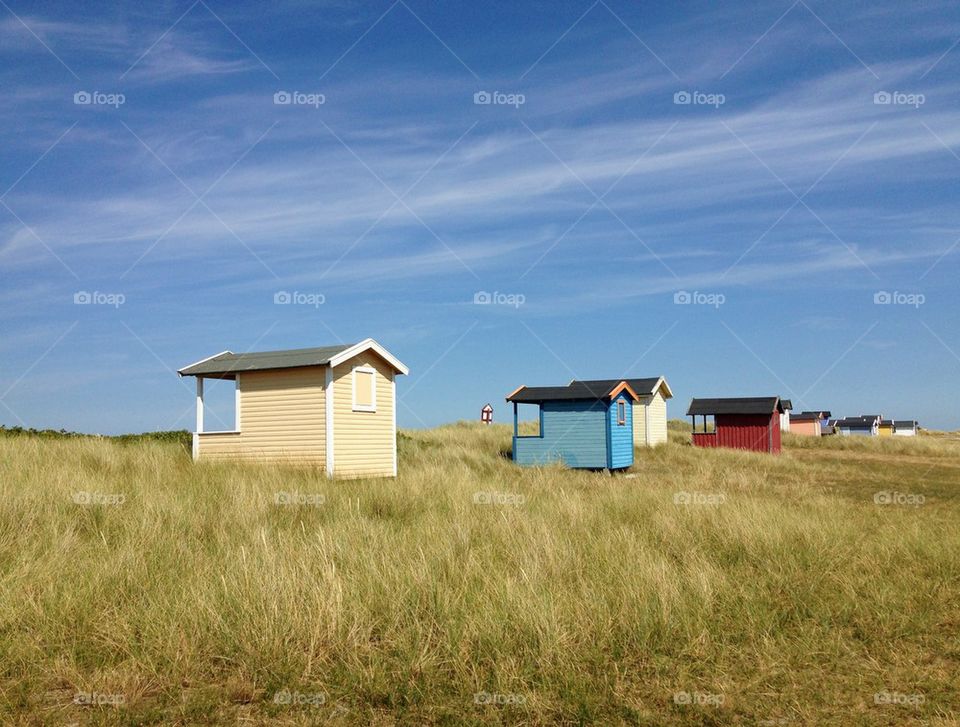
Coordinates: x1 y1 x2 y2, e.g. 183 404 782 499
507 380 639 403
569 378 665 396
835 416 878 428
686 397 784 416
799 410 832 418
781 399 793 410
880 420 894 426
894 420 918 427
790 412 821 422
179 344 354 377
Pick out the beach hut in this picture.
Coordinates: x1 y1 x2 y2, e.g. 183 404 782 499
836 415 880 436
178 339 408 477
792 410 832 437
506 380 639 470
779 398 793 433
789 412 822 436
568 376 672 446
687 397 785 454
893 420 919 436
878 419 894 436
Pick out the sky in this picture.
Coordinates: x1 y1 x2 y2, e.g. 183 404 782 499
1 0 959 433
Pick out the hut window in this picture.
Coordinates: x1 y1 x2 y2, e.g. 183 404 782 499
352 366 377 412
616 400 626 426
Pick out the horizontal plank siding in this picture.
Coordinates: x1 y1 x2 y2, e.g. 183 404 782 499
332 351 396 478
514 400 607 468
633 396 648 445
647 390 668 445
633 390 669 446
198 367 325 464
608 393 633 469
791 420 821 436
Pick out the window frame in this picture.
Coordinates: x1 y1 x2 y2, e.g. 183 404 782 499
616 399 626 426
352 365 377 412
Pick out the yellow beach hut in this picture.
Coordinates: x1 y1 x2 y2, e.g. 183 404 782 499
178 339 408 477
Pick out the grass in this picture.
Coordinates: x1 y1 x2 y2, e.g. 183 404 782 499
0 422 958 725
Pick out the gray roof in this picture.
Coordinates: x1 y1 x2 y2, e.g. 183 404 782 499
835 416 879 428
507 380 639 403
570 378 666 396
179 344 355 378
687 397 784 416
894 420 918 427
781 399 793 410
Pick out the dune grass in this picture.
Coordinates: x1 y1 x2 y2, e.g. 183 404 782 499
0 423 957 724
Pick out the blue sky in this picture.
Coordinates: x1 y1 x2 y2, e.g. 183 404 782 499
1 0 959 433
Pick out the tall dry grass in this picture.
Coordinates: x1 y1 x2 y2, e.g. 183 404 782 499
0 423 957 724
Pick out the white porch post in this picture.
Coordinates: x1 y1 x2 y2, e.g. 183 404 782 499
193 377 204 461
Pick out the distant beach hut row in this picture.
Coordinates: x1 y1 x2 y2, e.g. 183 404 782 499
830 415 919 437
175 339 921 477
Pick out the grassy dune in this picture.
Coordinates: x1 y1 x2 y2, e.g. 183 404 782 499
0 424 958 725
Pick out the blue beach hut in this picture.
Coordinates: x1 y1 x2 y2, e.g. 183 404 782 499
505 380 639 470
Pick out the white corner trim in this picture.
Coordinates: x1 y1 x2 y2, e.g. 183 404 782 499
235 373 241 431
325 365 334 477
391 375 398 477
179 350 232 376
645 396 650 446
195 377 204 434
328 338 409 376
352 365 377 412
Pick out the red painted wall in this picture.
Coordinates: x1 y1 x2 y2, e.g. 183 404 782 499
692 413 780 453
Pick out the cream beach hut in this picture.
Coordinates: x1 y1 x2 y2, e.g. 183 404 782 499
178 339 408 477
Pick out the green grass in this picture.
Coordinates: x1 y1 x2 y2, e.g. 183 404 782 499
0 422 958 724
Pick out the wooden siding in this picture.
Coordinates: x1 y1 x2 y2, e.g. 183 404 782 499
198 366 325 463
332 350 396 478
633 390 668 446
607 393 634 469
692 413 780 453
790 419 821 436
513 400 607 468
839 427 875 436
633 396 648 445
647 390 668 445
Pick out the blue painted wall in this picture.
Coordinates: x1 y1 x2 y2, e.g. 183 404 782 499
839 427 875 436
607 392 634 469
513 399 607 468
513 395 634 469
